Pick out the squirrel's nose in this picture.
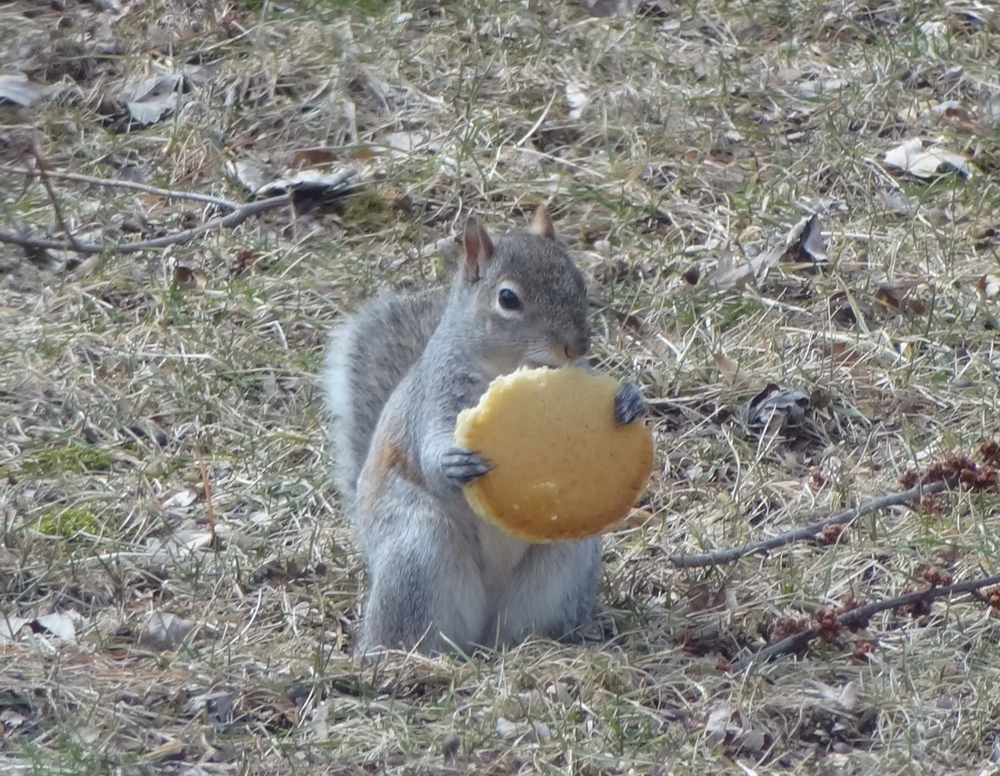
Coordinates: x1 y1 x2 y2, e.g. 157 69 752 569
564 334 590 360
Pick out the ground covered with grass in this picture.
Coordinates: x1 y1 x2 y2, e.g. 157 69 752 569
2 0 1000 772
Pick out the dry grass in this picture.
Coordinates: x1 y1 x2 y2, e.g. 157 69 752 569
2 0 1000 772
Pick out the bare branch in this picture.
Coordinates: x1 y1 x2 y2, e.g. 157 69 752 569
0 164 238 210
733 572 1000 671
28 142 87 254
669 481 948 568
0 195 291 256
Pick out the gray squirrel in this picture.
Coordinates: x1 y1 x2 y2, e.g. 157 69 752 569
323 207 647 655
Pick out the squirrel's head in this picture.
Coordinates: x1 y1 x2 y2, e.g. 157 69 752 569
459 207 590 372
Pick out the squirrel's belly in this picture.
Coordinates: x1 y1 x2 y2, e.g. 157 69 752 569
478 519 529 590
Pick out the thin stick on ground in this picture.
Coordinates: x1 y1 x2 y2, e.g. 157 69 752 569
29 143 87 254
0 195 291 256
733 572 1000 671
669 481 948 568
1 165 239 209
197 445 217 540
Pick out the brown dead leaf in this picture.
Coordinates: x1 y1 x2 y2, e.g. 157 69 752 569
875 280 927 315
899 100 979 133
931 101 978 132
828 290 859 326
978 275 1000 300
233 248 261 276
713 350 739 380
623 507 655 529
173 265 209 292
291 148 342 168
681 266 700 285
974 227 1000 250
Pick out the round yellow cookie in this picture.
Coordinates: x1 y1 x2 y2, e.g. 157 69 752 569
455 367 654 542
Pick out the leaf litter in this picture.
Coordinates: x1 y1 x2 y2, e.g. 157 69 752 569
0 74 47 107
1 0 1000 773
123 72 184 126
882 137 977 179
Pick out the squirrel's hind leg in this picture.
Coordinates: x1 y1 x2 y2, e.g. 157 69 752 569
355 511 488 656
490 537 601 647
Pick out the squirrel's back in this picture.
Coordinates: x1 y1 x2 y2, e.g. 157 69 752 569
323 286 446 502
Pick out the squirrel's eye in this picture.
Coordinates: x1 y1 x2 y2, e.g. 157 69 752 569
498 287 522 311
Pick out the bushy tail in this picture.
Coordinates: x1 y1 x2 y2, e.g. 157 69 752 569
323 288 446 502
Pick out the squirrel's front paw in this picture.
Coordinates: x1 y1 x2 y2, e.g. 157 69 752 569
442 447 494 486
614 382 648 426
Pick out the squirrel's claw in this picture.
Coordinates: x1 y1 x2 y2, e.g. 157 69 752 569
442 447 494 486
614 382 648 426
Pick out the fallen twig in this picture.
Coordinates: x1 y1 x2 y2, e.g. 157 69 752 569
0 164 237 209
28 144 87 253
669 480 948 568
0 195 290 255
733 572 1000 670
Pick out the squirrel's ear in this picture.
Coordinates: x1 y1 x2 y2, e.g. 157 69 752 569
462 217 494 283
527 205 556 240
